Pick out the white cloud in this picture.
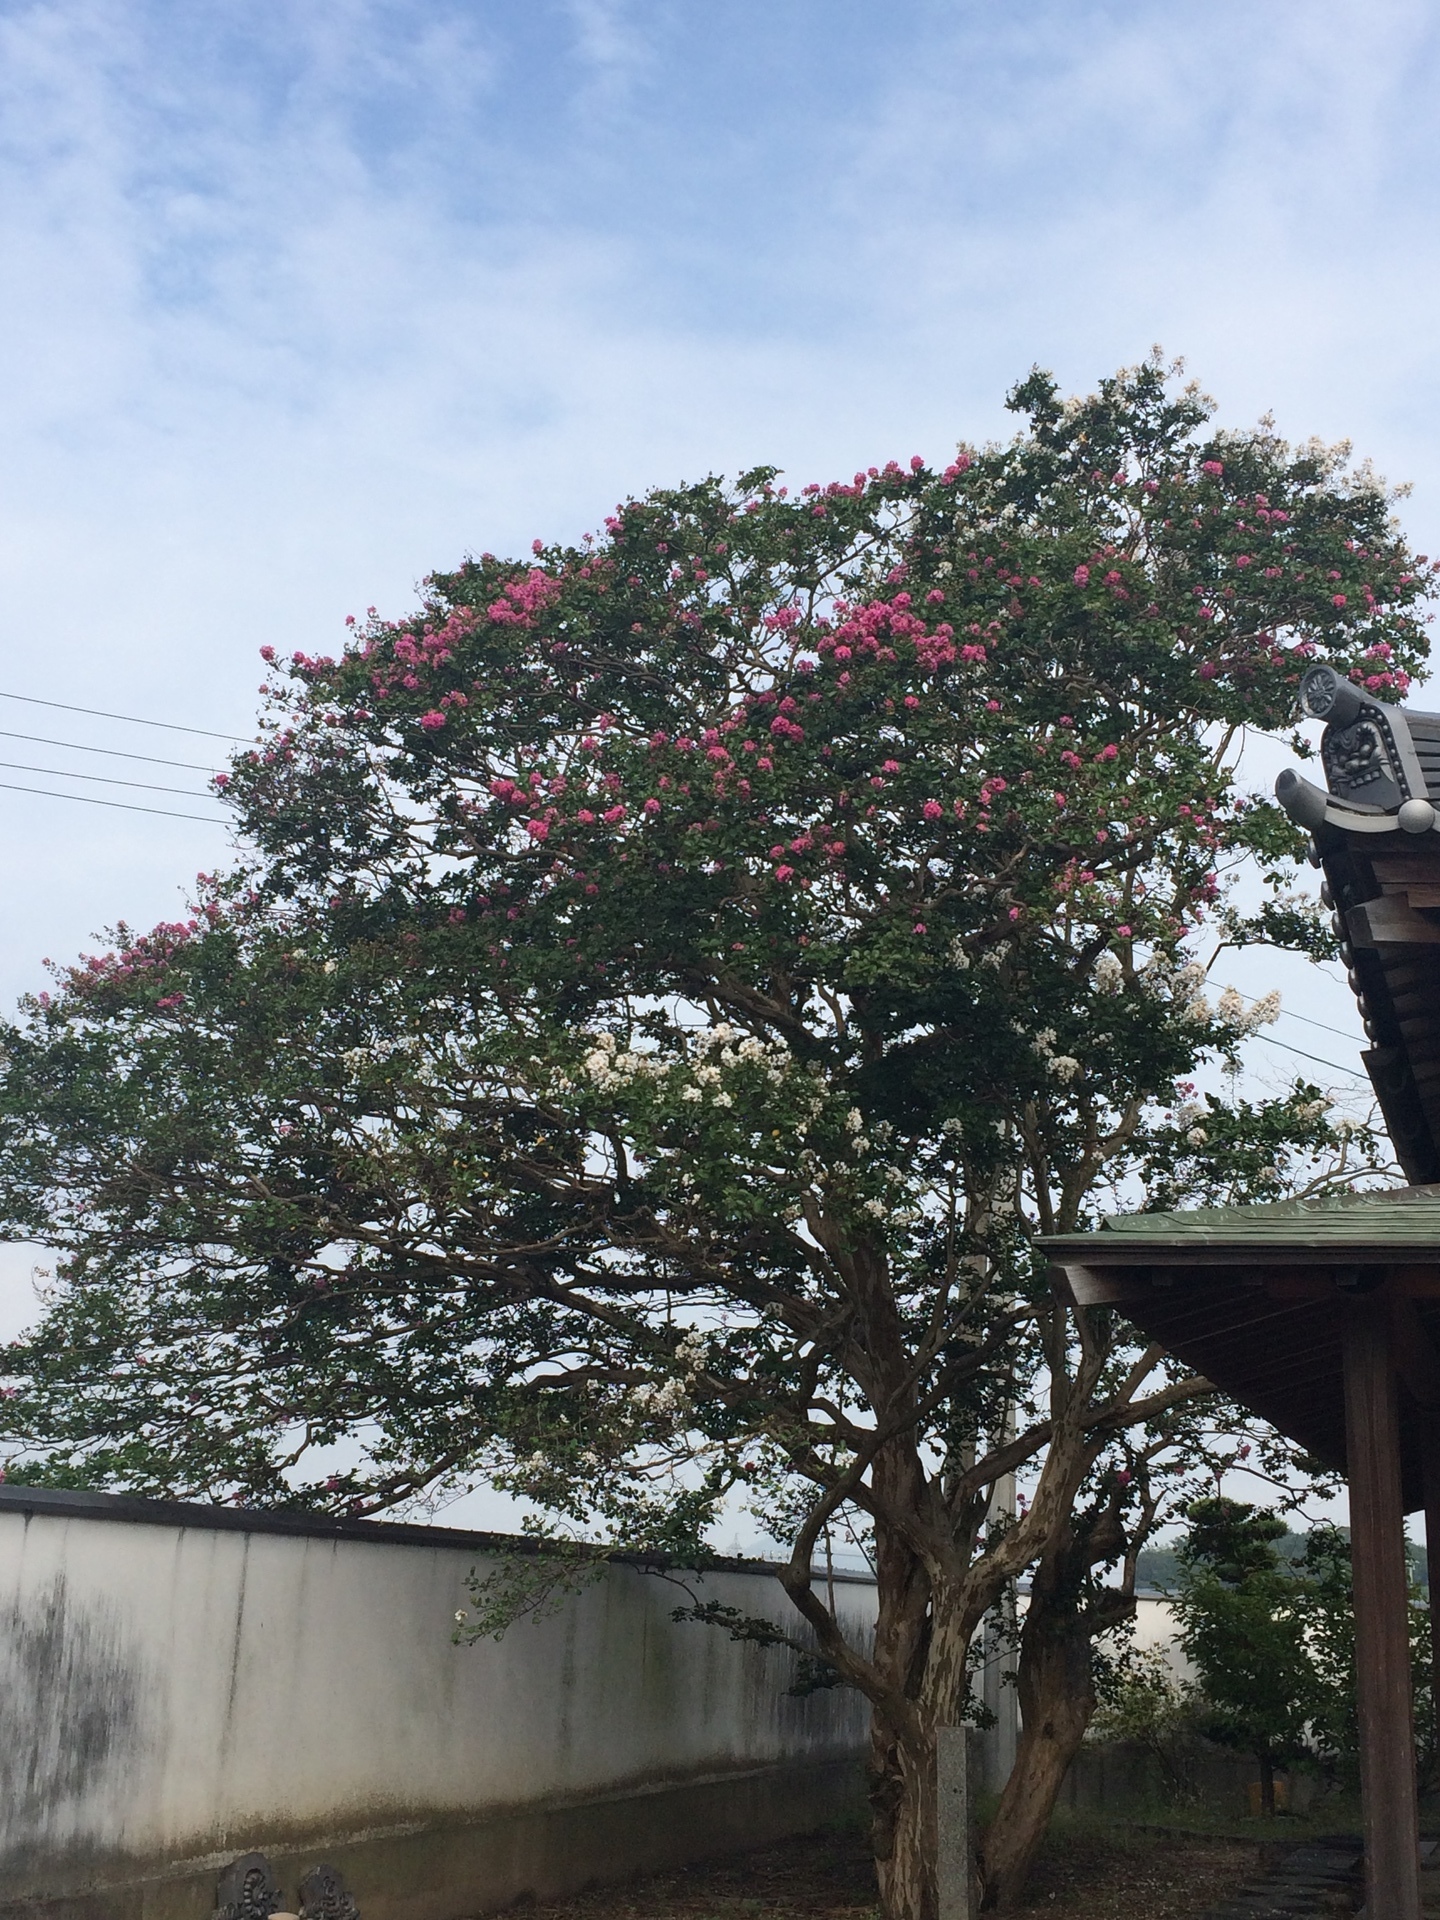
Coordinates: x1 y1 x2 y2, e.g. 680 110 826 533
563 0 656 96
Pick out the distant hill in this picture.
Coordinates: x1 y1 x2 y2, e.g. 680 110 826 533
1134 1544 1181 1591
1135 1528 1427 1594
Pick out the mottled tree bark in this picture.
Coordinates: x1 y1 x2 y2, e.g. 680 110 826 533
871 1719 940 1920
978 1583 1096 1908
977 1498 1130 1910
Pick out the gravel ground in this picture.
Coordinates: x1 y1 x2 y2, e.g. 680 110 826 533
514 1823 1261 1920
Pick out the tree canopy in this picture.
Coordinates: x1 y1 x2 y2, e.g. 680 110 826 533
0 357 1427 1916
1174 1503 1433 1810
1173 1497 1317 1813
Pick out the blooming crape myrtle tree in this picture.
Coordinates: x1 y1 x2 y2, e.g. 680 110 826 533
0 359 1426 1915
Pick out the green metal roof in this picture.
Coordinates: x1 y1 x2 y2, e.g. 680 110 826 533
1044 1182 1440 1253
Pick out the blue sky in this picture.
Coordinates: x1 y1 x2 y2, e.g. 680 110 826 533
0 1 1435 1519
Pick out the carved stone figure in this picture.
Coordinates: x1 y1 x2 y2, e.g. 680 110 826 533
299 1864 361 1920
214 1855 284 1920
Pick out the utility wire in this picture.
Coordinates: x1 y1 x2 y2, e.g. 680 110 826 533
0 728 216 772
0 759 212 798
0 690 248 743
0 780 226 824
1276 1006 1365 1043
1251 1029 1368 1079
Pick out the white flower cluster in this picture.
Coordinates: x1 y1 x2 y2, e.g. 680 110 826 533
341 1034 426 1072
1173 961 1211 1022
696 1022 789 1075
568 1022 798 1130
1092 949 1124 994
1149 963 1279 1039
632 1377 689 1414
631 1325 711 1418
1031 1027 1082 1085
1214 985 1281 1033
674 1326 709 1373
579 1032 667 1091
1137 954 1212 1021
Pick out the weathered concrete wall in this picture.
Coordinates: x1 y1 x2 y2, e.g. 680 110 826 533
1057 1739 1320 1819
0 1489 874 1920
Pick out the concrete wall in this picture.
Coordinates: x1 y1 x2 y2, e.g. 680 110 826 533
1127 1590 1192 1679
1057 1740 1320 1820
0 1489 874 1920
970 1586 1190 1795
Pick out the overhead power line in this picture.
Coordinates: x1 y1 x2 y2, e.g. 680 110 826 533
0 690 248 743
0 780 227 824
0 728 216 772
0 759 212 798
1251 1030 1367 1079
1276 1006 1365 1043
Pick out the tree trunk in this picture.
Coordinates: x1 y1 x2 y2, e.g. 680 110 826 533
1259 1753 1275 1818
870 1718 939 1920
977 1571 1097 1909
857 1421 948 1920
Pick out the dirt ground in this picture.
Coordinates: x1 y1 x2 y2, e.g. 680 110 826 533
1013 1825 1267 1916
518 1823 1261 1920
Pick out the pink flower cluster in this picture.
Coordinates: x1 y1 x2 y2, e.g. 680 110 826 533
362 608 477 701
487 570 564 628
68 918 201 1003
815 594 959 675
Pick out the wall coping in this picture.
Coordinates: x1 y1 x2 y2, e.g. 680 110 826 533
0 1482 879 1583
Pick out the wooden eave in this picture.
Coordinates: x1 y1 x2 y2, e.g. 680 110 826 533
1045 1206 1440 1509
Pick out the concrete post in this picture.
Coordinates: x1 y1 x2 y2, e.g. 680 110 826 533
936 1725 975 1920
